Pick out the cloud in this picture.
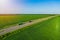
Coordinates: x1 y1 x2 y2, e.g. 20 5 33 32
0 0 23 14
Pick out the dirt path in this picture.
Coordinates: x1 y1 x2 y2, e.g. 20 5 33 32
0 16 56 36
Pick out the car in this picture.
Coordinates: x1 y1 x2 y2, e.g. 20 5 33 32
18 22 24 25
29 20 32 22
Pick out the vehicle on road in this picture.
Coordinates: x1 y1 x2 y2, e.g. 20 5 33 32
18 22 24 25
29 20 32 22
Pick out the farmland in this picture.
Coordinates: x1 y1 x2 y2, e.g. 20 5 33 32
0 14 57 40
0 14 52 29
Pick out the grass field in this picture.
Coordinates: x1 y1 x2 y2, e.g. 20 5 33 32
0 14 52 29
2 15 60 40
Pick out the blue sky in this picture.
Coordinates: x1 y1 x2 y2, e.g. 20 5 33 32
0 0 60 14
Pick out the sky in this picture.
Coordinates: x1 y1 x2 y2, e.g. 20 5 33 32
0 0 60 14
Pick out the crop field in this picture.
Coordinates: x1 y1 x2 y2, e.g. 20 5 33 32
0 14 57 40
2 16 60 40
0 14 52 29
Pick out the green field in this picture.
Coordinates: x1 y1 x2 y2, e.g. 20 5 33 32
0 14 52 29
0 14 58 40
1 15 60 40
